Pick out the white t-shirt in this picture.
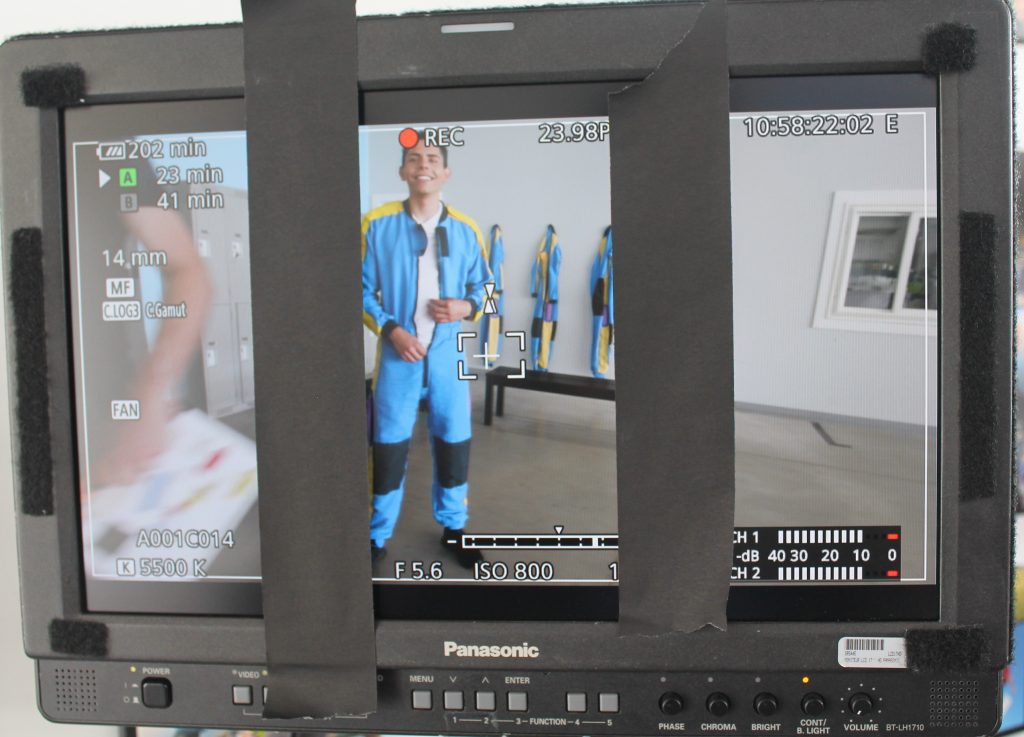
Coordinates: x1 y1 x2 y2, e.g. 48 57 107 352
414 205 443 345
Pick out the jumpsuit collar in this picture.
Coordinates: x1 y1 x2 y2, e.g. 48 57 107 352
403 199 449 225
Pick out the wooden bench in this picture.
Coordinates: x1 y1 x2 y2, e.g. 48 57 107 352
483 366 615 425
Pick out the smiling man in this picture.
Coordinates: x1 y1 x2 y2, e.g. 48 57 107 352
361 135 491 569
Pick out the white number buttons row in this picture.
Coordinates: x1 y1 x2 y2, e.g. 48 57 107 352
410 690 525 711
567 692 620 713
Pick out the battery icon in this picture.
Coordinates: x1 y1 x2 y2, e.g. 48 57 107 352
96 142 127 161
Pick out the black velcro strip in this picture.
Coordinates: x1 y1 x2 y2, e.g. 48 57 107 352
922 23 978 75
10 228 53 516
20 65 86 108
906 627 990 671
48 620 108 658
959 212 998 500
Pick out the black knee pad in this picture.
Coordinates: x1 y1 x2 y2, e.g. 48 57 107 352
433 437 470 488
372 439 410 495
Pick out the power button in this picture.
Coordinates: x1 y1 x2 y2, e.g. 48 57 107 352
141 678 172 709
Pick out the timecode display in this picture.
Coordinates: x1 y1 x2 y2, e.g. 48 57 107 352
741 113 902 138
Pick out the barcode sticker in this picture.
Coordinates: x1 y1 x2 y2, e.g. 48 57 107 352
838 636 907 669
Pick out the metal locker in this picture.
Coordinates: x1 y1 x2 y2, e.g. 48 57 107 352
225 189 252 305
236 301 255 407
201 302 242 417
191 187 232 303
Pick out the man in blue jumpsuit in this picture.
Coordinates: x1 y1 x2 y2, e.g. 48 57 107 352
362 137 491 568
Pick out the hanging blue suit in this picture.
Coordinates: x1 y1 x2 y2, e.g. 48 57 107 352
482 225 505 357
590 226 614 378
530 225 561 371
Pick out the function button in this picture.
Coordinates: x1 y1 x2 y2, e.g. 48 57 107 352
660 692 685 715
475 691 497 711
707 693 731 717
754 693 779 717
141 678 172 709
412 690 433 710
599 693 620 714
508 691 529 712
232 685 253 706
802 693 827 716
444 691 465 711
262 685 268 704
566 693 587 713
849 693 874 716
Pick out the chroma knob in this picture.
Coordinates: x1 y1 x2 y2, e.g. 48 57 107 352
706 692 731 717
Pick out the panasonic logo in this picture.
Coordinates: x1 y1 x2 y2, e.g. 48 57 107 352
443 641 540 658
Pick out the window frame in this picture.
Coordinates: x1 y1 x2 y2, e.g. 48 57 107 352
812 189 937 335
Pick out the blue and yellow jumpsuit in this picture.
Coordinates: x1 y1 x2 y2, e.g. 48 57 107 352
590 226 614 378
362 201 491 547
482 224 505 355
530 225 562 371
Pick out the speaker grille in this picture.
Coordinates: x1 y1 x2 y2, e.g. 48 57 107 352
928 679 979 729
53 667 98 713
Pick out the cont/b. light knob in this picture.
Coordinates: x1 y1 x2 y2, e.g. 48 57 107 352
754 693 779 717
849 693 875 716
659 692 685 715
706 693 731 717
802 693 827 716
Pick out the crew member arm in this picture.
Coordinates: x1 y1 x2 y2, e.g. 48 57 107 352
123 206 212 400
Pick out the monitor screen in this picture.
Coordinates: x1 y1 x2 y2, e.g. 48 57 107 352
64 74 937 619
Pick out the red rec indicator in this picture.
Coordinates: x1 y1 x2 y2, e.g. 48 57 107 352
886 533 900 540
399 127 420 149
886 570 900 578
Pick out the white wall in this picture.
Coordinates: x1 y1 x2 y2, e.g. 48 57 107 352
362 120 613 378
730 109 938 426
0 0 647 43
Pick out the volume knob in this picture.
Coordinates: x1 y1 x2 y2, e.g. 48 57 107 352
849 693 874 716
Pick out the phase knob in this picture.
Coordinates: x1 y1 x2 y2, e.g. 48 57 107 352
660 692 685 715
